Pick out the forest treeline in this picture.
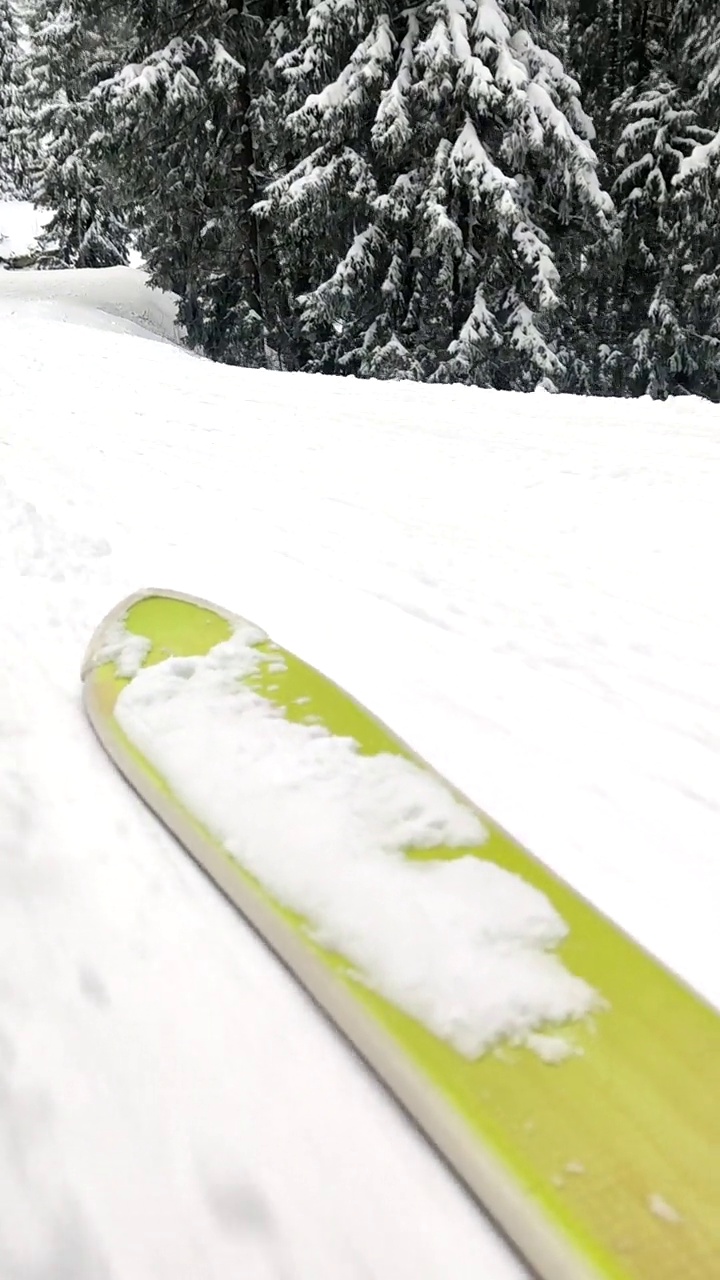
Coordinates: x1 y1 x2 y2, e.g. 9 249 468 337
1 1 719 398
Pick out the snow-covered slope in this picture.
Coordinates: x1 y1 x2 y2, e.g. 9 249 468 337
0 262 182 342
1 266 719 1280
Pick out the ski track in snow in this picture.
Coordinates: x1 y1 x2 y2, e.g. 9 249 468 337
1 266 720 1278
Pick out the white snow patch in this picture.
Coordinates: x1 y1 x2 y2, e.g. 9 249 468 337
89 617 152 678
677 129 720 182
0 200 51 261
115 629 599 1058
523 1032 579 1064
647 1193 683 1224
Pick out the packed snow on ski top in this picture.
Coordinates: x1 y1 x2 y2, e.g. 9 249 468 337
1 256 720 1280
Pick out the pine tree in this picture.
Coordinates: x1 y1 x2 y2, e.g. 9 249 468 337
258 0 612 389
663 6 720 398
561 0 675 127
0 0 28 199
555 0 712 398
671 0 720 106
86 0 277 363
610 73 711 396
561 0 617 130
23 0 130 267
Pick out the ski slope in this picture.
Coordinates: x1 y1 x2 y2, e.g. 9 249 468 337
1 260 719 1280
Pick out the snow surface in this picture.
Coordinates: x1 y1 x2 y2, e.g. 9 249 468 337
0 260 181 343
1 244 720 1278
0 200 51 261
115 628 598 1059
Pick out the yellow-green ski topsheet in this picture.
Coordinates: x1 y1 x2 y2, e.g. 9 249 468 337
84 593 720 1280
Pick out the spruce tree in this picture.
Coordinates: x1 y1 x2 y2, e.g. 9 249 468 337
561 0 675 127
0 0 27 199
259 0 612 389
23 0 130 267
87 0 276 363
665 6 720 398
556 0 709 398
610 73 710 396
562 0 617 131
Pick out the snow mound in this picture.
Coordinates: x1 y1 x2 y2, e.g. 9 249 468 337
0 263 182 345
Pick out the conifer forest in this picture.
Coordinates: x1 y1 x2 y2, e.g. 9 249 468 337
1 0 719 399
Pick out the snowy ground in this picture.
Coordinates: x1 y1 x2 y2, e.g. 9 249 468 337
0 259 180 342
0 200 51 262
1 259 720 1280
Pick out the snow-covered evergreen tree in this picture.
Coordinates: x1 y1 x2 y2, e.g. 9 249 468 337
610 73 711 396
23 0 130 267
561 0 618 132
0 0 28 199
671 0 720 105
561 0 674 126
663 4 720 399
88 0 276 363
258 0 613 389
551 0 717 398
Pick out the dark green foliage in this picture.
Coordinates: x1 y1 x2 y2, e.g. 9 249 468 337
21 0 130 267
83 0 282 364
608 75 711 396
258 0 613 389
552 0 720 399
0 0 27 198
